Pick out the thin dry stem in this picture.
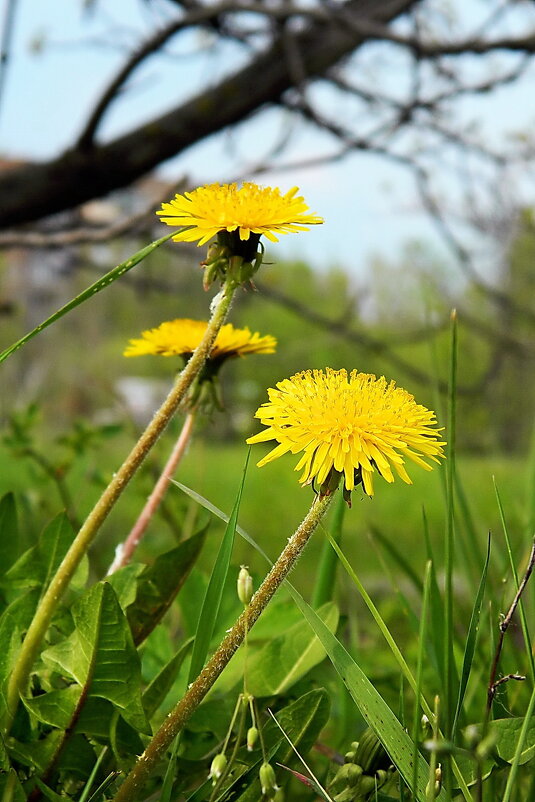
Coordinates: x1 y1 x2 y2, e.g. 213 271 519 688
108 409 197 573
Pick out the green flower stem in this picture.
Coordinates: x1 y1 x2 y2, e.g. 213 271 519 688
107 408 198 574
112 492 334 802
5 282 236 730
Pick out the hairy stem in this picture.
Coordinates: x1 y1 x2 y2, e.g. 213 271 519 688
111 492 334 802
5 283 235 730
108 409 197 573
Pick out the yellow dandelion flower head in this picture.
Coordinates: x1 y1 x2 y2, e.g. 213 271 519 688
246 368 446 497
123 318 277 362
156 182 323 246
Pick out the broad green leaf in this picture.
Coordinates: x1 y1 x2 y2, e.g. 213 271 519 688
187 454 248 684
454 716 535 789
245 602 339 696
2 513 74 591
0 493 19 577
143 637 193 719
287 587 447 802
76 698 144 756
127 529 206 645
489 716 535 766
0 232 175 364
452 535 491 736
0 589 40 713
42 582 149 733
187 696 237 744
106 562 145 611
22 685 82 729
8 729 63 772
59 734 98 777
241 597 302 640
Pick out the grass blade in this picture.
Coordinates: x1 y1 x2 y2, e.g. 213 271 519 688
412 562 432 799
286 584 447 802
452 535 491 737
501 681 535 802
0 232 174 364
187 450 250 684
444 309 458 741
370 526 423 594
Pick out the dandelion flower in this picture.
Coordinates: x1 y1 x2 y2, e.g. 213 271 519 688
124 318 276 364
157 182 323 246
247 368 446 497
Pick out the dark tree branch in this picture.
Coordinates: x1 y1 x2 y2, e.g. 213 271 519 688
0 0 417 228
0 178 183 248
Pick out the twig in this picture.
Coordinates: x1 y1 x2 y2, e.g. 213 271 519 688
485 539 535 722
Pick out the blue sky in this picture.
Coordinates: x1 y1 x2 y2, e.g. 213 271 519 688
2 0 535 273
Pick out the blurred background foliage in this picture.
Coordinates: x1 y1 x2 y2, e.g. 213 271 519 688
1 205 533 583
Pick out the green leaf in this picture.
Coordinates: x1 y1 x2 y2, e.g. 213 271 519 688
0 493 19 577
42 582 150 733
22 685 82 729
2 513 74 591
8 729 63 772
0 232 175 364
76 698 144 756
59 733 98 777
127 529 207 646
245 602 339 696
106 562 145 611
142 637 193 719
0 589 40 712
187 454 249 684
490 716 535 766
286 587 447 802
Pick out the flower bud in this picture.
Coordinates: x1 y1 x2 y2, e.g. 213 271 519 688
272 788 284 802
237 565 253 605
259 762 277 796
247 726 259 751
209 753 227 784
425 765 442 797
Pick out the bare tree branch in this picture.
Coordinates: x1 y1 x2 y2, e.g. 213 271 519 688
0 0 419 228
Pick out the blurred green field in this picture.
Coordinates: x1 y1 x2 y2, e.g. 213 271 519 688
1 432 530 595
